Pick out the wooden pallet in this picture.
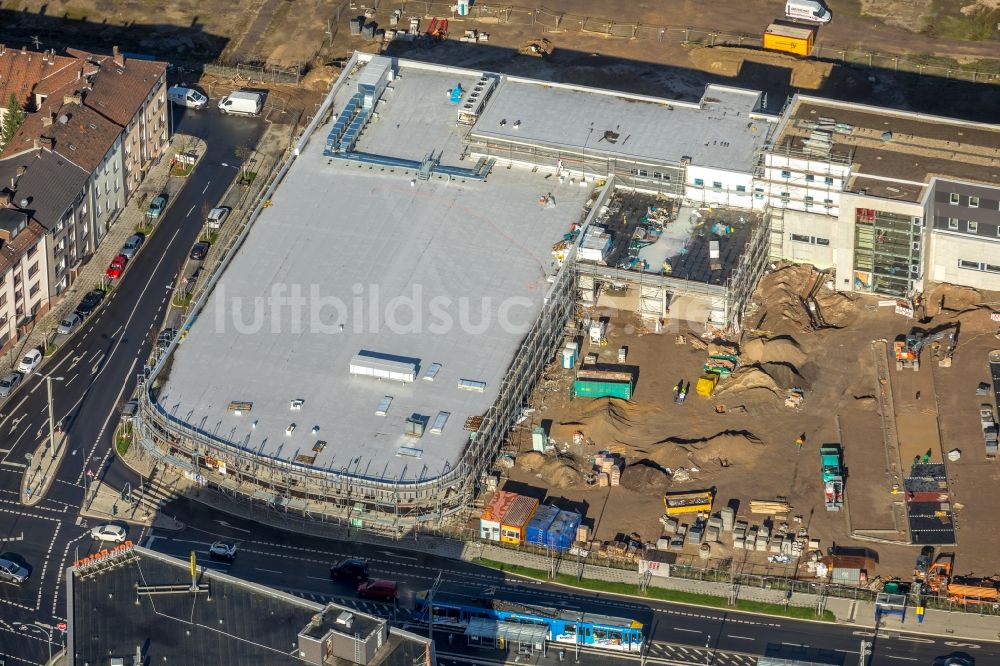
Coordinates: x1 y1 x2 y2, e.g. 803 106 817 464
464 415 485 431
228 401 253 413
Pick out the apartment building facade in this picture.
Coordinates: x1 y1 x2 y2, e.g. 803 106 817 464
0 208 49 354
0 45 166 311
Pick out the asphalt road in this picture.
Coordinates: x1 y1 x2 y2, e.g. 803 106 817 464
142 496 995 666
0 104 263 666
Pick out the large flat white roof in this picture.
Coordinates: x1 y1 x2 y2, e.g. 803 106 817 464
471 80 771 171
157 58 591 482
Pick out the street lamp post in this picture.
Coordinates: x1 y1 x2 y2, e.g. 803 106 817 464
45 375 65 460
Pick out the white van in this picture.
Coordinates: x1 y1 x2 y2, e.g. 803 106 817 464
168 86 208 109
785 0 831 23
218 91 264 116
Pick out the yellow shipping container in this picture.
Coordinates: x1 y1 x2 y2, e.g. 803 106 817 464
762 22 815 57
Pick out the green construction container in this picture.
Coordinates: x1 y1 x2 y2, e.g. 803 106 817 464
573 379 632 400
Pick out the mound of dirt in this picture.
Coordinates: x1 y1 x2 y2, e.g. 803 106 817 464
647 431 764 470
815 290 858 327
518 451 547 471
301 65 340 91
540 459 581 489
758 361 811 390
926 283 983 313
716 367 783 397
620 460 672 493
556 398 661 446
742 336 807 367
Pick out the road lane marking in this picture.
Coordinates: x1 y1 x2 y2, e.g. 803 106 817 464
306 575 329 581
897 636 934 643
727 635 753 640
74 357 138 483
256 567 282 574
886 657 917 662
186 205 195 217
202 180 211 193
673 628 701 634
64 374 78 388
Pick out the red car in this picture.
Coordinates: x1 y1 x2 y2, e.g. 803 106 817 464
357 579 397 602
106 254 128 279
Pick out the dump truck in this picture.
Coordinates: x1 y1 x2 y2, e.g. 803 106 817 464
663 489 715 516
819 445 844 511
762 21 816 57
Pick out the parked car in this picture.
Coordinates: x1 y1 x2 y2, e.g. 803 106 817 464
0 557 29 584
208 542 237 562
206 207 230 230
106 254 128 279
75 290 106 317
330 558 369 582
90 524 127 543
122 399 139 418
218 91 264 116
0 372 21 398
189 242 210 261
121 233 145 259
168 85 209 109
17 348 42 375
57 313 82 334
147 195 167 219
357 579 397 602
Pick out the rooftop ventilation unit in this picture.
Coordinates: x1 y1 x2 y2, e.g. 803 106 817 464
350 351 418 383
405 413 428 437
335 611 354 629
457 73 497 125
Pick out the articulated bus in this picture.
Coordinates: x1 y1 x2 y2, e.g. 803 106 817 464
414 592 644 652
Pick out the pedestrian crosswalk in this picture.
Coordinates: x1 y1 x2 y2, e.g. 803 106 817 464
644 642 756 665
284 589 409 621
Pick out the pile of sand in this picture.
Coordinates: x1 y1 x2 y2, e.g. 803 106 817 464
742 336 807 367
851 394 879 411
301 65 341 91
647 431 764 470
751 264 819 332
556 398 661 447
540 460 580 489
619 460 672 493
517 451 547 471
715 367 784 404
815 290 858 327
517 452 581 488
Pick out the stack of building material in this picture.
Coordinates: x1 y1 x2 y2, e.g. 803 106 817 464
750 499 791 515
598 472 609 487
610 466 621 487
720 507 735 531
350 16 364 35
755 525 770 552
577 524 590 543
733 521 748 549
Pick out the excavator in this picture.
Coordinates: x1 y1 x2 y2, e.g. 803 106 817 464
893 324 958 371
921 552 952 596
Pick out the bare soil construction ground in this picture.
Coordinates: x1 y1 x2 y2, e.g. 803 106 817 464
508 265 1000 580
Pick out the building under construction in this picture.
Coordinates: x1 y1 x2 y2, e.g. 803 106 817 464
134 54 776 533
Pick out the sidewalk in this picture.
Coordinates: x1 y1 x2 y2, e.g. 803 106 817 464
20 431 68 506
1 135 206 377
